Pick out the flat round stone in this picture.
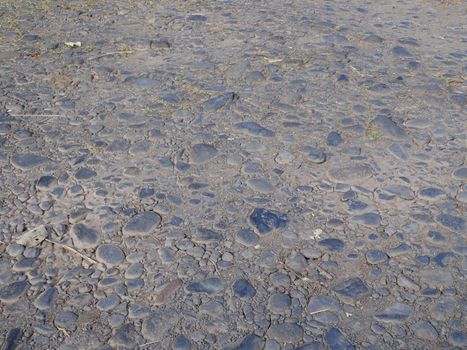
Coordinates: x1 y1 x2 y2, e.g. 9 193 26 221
190 143 218 164
96 244 125 266
33 287 57 310
328 163 373 183
11 153 49 169
366 250 388 264
71 223 99 249
0 281 29 303
267 323 303 343
232 278 256 299
123 211 161 237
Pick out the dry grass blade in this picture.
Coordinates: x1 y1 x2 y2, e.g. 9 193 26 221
45 238 98 265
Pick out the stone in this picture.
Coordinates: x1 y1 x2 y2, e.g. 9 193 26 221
383 185 414 200
430 299 456 321
225 334 263 350
11 153 49 169
249 208 287 235
372 115 407 139
109 323 137 349
327 131 343 146
97 295 120 311
267 323 303 343
54 311 78 329
388 143 408 160
36 176 57 191
328 163 373 183
324 327 355 350
392 46 412 56
420 269 453 287
351 213 381 227
246 178 274 194
174 335 192 350
366 250 388 264
2 328 22 350
418 187 445 200
232 278 256 298
452 167 467 180
448 331 466 347
435 213 465 232
0 281 29 303
234 122 275 137
123 211 161 237
193 227 222 243
374 303 412 323
307 295 340 314
202 92 238 110
71 223 99 248
332 278 369 303
268 293 291 314
74 167 97 180
96 244 125 266
142 311 176 341
190 143 218 164
185 278 225 295
319 238 345 252
410 320 438 340
235 229 259 246
34 287 57 310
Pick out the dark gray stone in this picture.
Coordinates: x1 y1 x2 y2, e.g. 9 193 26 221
332 278 369 303
232 278 256 298
190 143 218 164
174 335 192 350
123 211 161 237
54 311 78 329
34 287 57 310
328 163 373 183
224 334 263 350
351 212 381 227
193 227 222 243
307 295 340 314
267 323 303 343
71 223 99 248
202 92 238 110
234 122 275 137
36 176 57 191
410 320 438 340
11 153 49 169
96 244 125 266
372 115 407 139
324 327 355 350
435 213 465 232
327 131 343 147
0 281 29 303
109 323 137 348
74 167 96 180
319 238 345 252
268 293 291 313
249 208 287 234
366 250 388 264
235 229 259 246
374 303 412 323
185 278 225 295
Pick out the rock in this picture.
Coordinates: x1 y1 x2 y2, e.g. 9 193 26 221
448 331 466 347
332 278 369 303
383 184 414 200
249 208 287 235
2 328 22 350
267 323 303 343
319 238 345 252
275 150 294 164
246 178 274 194
232 278 256 298
224 334 263 350
268 293 291 314
324 327 355 350
392 46 412 56
0 281 29 303
193 227 222 243
155 278 182 305
202 92 238 110
388 143 408 160
74 167 97 180
418 187 445 200
420 269 453 287
190 143 218 164
188 14 207 21
54 311 78 329
430 299 456 321
174 335 192 350
372 115 407 139
34 287 57 310
374 303 412 323
328 163 373 183
351 213 381 227
410 320 438 340
307 295 340 314
327 131 343 146
71 223 99 249
36 176 57 191
109 323 137 349
97 295 120 311
235 229 259 246
11 153 49 169
142 311 176 341
435 213 465 232
96 244 125 267
185 278 225 295
365 250 388 264
452 167 467 180
123 211 161 237
304 146 327 164
234 122 275 137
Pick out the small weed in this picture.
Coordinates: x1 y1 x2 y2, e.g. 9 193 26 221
365 121 384 141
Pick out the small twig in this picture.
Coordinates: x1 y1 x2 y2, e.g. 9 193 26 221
10 114 63 118
88 50 133 61
139 340 159 348
309 308 330 316
45 238 97 265
57 326 70 337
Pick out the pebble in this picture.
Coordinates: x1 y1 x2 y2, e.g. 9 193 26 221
190 143 218 164
235 228 259 246
185 278 225 295
327 131 343 146
267 323 304 343
192 227 222 243
374 303 412 323
71 223 100 249
202 92 238 110
11 153 49 169
328 163 373 183
435 213 465 232
74 167 97 180
54 311 78 329
319 238 345 252
246 178 274 194
174 335 192 350
0 281 29 303
234 122 275 137
36 175 57 191
351 212 381 227
33 287 57 310
109 323 137 349
96 244 125 267
332 278 369 303
366 250 388 264
123 211 161 237
410 320 438 340
307 295 340 314
324 327 356 350
268 293 291 313
249 208 287 234
372 115 407 139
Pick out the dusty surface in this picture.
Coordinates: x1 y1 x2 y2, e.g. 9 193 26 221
0 0 466 349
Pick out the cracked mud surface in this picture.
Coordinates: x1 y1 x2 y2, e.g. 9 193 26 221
0 0 466 349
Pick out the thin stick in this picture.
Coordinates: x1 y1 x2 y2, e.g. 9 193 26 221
139 340 159 348
45 238 98 265
308 308 330 315
10 114 63 118
88 51 133 61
